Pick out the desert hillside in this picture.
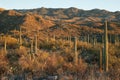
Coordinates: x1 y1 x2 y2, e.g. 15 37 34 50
0 7 120 79
0 8 120 36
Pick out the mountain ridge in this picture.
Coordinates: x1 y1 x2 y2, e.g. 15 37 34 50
1 7 120 22
0 7 120 38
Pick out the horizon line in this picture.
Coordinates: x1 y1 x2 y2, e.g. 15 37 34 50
1 7 119 12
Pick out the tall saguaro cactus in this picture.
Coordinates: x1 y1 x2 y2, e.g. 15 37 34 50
30 39 33 54
99 48 103 72
104 20 108 72
74 37 78 65
69 35 72 47
35 34 38 54
4 36 7 53
87 34 90 43
19 27 22 47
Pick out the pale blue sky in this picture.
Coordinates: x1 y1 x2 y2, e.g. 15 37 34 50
0 0 120 11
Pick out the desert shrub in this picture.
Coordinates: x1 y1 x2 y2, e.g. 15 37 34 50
0 49 9 77
61 48 74 62
0 66 8 77
0 36 18 49
39 38 67 51
16 46 28 56
80 47 99 64
108 46 120 80
77 41 93 50
6 51 20 63
39 38 57 50
6 50 22 74
44 53 65 75
6 36 18 48
18 50 49 75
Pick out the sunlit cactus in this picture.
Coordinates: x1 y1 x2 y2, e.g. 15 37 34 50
93 35 96 46
69 35 72 47
104 20 108 72
99 47 103 72
30 39 33 54
87 34 90 43
4 36 7 53
35 34 38 54
74 37 78 65
19 27 22 48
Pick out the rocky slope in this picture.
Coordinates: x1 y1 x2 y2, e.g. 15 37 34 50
16 7 120 21
0 9 54 33
0 7 120 38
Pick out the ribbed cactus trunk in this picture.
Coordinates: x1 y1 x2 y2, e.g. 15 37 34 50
102 46 105 71
74 37 78 65
87 34 89 43
99 48 103 72
30 39 33 54
115 35 117 45
35 35 37 54
19 27 22 48
118 35 120 46
4 36 7 53
69 35 71 47
104 20 108 72
93 35 96 46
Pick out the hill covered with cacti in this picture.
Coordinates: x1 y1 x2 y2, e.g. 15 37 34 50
0 7 120 79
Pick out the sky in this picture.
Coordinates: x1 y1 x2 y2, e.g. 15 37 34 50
0 0 120 12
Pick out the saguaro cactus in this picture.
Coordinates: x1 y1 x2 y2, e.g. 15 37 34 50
35 35 37 54
30 39 33 54
4 36 7 53
69 35 72 47
99 48 103 72
19 27 22 47
87 34 90 43
93 35 96 46
104 20 108 72
74 37 78 65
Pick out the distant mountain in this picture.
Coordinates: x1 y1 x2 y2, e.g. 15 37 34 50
0 9 54 33
16 7 119 21
0 7 120 38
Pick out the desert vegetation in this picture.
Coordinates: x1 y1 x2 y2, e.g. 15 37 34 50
0 8 120 80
